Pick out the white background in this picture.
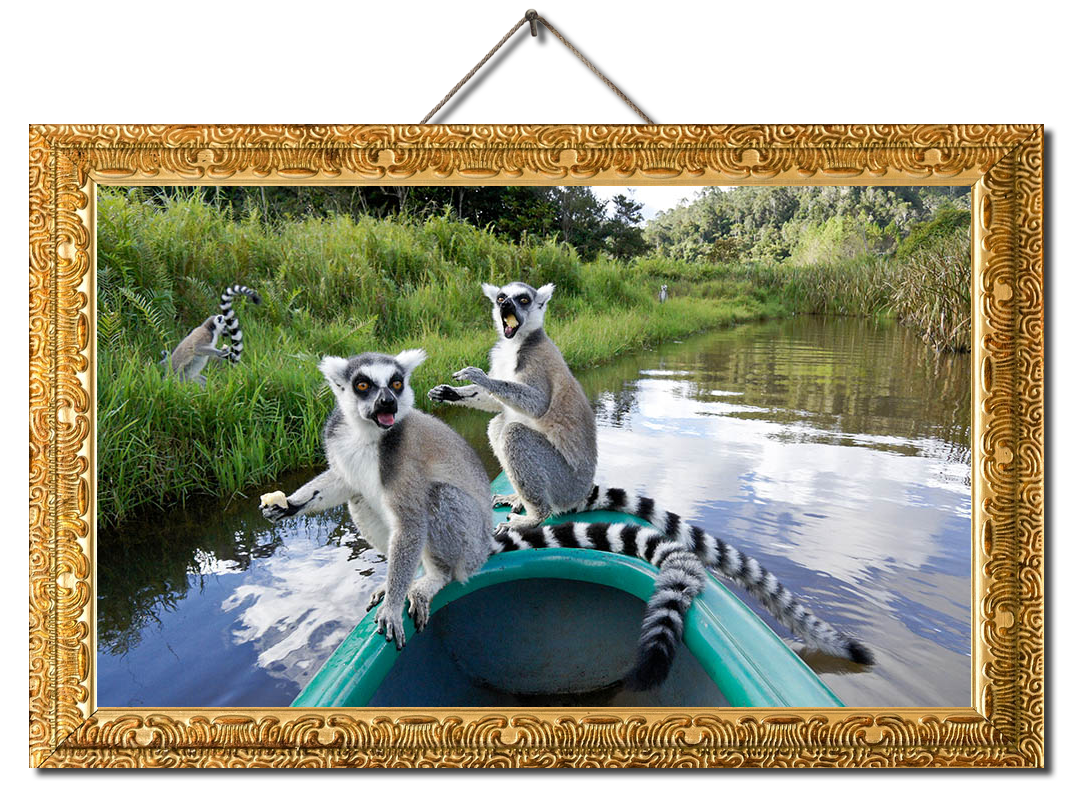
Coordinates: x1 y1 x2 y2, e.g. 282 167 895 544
7 0 1064 788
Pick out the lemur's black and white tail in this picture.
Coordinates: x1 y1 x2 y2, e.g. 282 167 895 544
576 487 876 666
219 284 261 363
493 522 707 690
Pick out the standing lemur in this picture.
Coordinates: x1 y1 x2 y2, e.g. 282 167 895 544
430 280 876 666
260 349 707 689
162 284 261 383
429 282 598 530
162 314 232 386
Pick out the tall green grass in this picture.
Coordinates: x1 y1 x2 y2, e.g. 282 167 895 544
98 189 967 527
889 230 971 352
97 189 780 527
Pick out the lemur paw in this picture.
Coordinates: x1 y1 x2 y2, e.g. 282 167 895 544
428 384 463 403
503 512 546 532
452 366 488 386
375 606 406 650
365 584 386 612
407 590 432 632
492 493 526 514
259 492 292 522
495 517 543 536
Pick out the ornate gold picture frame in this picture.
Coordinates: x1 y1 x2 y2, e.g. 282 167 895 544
28 124 1043 768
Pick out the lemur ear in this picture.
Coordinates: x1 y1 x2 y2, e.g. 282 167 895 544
319 356 350 392
395 348 427 376
535 283 555 307
481 283 500 303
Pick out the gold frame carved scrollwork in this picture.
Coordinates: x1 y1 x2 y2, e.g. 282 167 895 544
28 124 1044 768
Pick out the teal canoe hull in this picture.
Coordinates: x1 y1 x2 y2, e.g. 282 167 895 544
291 475 842 708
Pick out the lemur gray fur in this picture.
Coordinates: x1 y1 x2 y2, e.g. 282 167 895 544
218 284 261 363
260 348 707 688
162 314 232 386
429 280 875 666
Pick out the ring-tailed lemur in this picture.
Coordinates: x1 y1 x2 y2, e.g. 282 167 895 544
659 284 668 303
161 314 232 386
428 282 597 531
259 349 707 689
218 285 261 363
429 280 875 666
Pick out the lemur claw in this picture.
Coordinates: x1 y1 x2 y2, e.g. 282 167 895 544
407 592 431 632
260 503 289 522
452 366 487 386
366 585 386 612
492 492 525 514
497 512 546 535
374 606 406 649
428 384 461 403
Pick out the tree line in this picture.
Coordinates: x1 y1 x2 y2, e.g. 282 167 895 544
643 185 970 264
147 186 649 262
145 184 969 271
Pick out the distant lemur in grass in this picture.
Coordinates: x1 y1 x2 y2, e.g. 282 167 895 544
161 284 261 384
429 280 875 666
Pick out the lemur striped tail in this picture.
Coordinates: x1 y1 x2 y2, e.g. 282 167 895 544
493 522 707 690
219 285 262 363
576 487 876 666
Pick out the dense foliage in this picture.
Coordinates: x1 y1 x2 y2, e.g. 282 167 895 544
142 186 652 263
644 185 969 263
97 189 773 526
642 185 971 352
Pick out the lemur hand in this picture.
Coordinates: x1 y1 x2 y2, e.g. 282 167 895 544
428 384 464 403
375 605 407 650
452 366 489 387
259 491 294 522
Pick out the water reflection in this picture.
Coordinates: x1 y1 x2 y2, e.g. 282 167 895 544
97 316 970 708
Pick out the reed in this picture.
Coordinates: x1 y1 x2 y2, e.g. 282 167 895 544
889 230 971 352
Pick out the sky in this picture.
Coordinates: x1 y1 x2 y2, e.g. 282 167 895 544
590 185 709 221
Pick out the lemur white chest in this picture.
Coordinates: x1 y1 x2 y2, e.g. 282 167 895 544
326 423 387 511
489 339 529 426
488 339 520 381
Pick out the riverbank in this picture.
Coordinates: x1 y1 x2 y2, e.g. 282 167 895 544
100 295 777 527
98 189 966 527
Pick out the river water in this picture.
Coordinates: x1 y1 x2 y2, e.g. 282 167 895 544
96 316 971 708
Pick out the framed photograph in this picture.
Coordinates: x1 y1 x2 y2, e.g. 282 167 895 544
28 124 1043 767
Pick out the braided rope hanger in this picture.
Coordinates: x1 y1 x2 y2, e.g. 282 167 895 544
418 9 660 124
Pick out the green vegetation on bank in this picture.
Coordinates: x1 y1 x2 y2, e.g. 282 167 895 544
643 186 971 351
98 189 777 527
99 186 970 527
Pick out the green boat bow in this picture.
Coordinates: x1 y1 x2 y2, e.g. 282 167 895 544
292 475 842 707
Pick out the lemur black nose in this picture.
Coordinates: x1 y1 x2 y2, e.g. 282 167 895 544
501 298 516 315
374 392 398 414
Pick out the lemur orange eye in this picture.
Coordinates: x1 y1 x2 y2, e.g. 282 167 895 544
356 382 369 392
496 295 506 304
392 380 403 391
520 296 530 304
